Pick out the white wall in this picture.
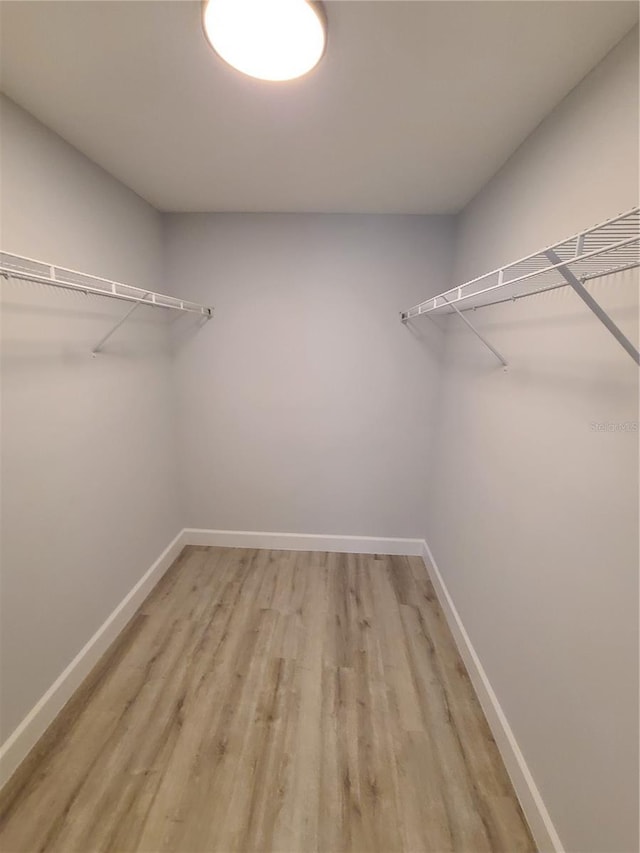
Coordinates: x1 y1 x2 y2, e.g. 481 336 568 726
0 96 180 741
163 213 454 538
427 29 639 853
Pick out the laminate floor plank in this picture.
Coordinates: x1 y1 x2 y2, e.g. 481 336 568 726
0 546 536 853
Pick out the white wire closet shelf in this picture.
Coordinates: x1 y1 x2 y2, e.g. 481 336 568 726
0 250 213 354
401 207 640 366
0 251 212 316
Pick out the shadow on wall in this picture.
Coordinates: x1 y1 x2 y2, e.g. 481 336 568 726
169 310 213 354
401 314 447 363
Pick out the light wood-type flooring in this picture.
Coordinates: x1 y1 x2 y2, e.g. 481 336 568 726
0 546 535 852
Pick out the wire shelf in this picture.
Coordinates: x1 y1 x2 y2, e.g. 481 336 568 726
0 251 212 316
401 207 640 320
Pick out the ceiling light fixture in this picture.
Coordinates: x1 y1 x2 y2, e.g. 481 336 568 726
202 0 326 82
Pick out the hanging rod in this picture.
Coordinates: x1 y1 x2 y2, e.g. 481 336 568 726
401 207 640 365
447 261 640 315
0 251 212 316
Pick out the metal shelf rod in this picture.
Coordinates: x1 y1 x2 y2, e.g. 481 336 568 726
1 250 213 355
445 262 640 315
0 267 211 316
92 293 151 355
401 207 639 367
441 295 508 368
404 233 639 319
0 250 212 316
430 207 638 299
545 248 639 365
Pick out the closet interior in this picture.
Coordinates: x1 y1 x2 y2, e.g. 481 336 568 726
0 3 638 853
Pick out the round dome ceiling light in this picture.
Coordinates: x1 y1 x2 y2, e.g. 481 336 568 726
202 0 326 82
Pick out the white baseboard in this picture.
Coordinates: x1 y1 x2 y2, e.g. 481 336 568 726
183 528 424 555
421 539 564 853
0 529 186 791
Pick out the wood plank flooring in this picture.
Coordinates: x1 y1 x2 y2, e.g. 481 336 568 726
0 547 536 852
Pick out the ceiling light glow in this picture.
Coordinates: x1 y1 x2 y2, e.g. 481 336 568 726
203 0 326 82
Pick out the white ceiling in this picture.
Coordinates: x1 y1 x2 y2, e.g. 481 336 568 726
0 1 637 213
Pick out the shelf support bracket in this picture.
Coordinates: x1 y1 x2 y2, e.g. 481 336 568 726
92 292 150 355
441 296 508 368
544 249 639 365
